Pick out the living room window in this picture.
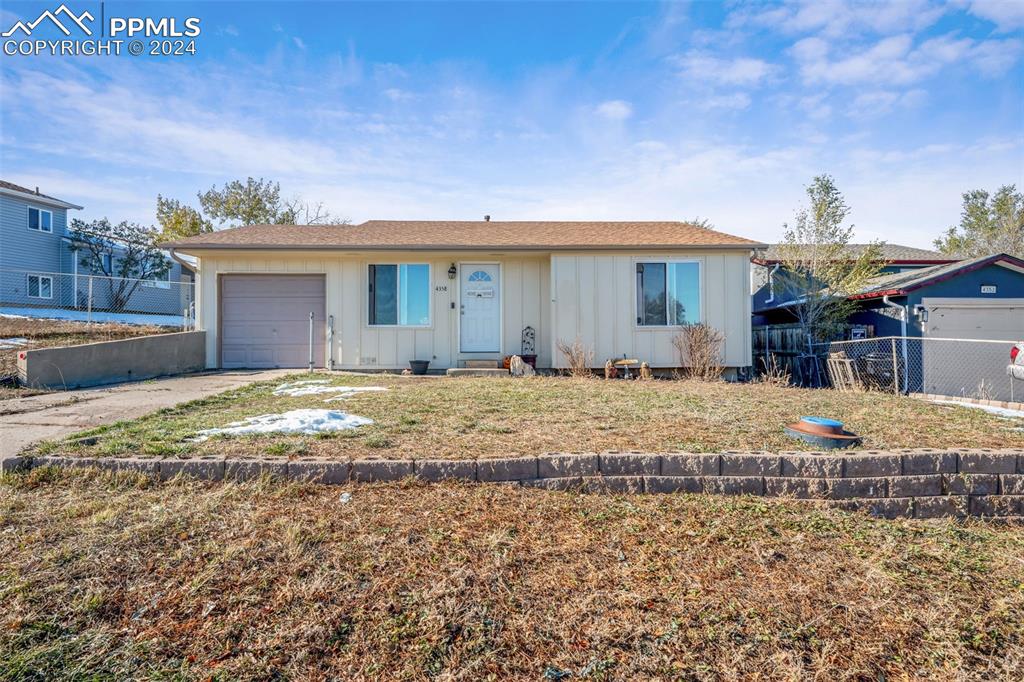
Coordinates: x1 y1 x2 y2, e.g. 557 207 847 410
635 260 701 326
28 207 52 233
368 263 431 326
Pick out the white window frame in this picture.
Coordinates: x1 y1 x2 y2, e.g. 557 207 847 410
366 262 433 328
100 253 112 273
27 207 53 233
142 268 172 289
633 257 704 328
27 274 54 299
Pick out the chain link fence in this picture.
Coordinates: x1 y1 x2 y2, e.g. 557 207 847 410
812 336 1022 403
1 269 194 328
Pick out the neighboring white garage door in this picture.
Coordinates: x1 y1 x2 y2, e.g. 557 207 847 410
924 298 1024 341
219 274 326 369
921 298 1024 401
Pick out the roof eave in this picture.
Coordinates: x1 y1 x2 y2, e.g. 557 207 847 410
0 186 83 210
162 242 767 252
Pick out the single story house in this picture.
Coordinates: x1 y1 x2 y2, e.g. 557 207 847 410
163 220 765 374
846 252 1024 341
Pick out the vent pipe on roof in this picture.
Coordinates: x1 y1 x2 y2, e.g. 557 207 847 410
35 186 40 195
484 215 490 222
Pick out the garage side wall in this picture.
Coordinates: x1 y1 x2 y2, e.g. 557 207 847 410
194 251 551 370
550 251 752 369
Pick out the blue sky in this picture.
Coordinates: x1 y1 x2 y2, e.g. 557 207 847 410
1 1 1022 248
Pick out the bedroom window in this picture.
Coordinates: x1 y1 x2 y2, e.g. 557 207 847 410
28 274 53 299
28 207 52 233
635 261 701 326
368 263 430 326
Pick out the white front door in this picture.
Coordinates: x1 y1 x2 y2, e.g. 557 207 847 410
460 264 501 352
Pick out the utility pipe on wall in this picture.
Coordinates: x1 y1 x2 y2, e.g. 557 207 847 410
882 295 909 394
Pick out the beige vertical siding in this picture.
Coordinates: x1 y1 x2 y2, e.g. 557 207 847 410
193 251 551 370
550 252 752 368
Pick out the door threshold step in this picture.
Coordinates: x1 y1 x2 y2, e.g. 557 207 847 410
464 359 501 369
446 368 510 377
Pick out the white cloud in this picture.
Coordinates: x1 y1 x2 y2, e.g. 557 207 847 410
673 52 777 86
729 0 948 38
293 36 306 50
962 0 1024 31
847 88 927 118
223 25 239 37
383 88 414 102
792 32 1023 85
595 99 633 121
700 93 752 110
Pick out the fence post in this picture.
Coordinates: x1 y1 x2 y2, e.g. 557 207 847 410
890 337 899 395
86 276 93 323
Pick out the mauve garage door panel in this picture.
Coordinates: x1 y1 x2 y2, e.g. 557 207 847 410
220 275 326 369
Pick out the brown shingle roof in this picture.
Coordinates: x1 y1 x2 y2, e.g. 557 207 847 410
163 221 765 251
756 243 953 264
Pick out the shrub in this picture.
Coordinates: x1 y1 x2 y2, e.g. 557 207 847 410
556 338 594 378
672 324 724 381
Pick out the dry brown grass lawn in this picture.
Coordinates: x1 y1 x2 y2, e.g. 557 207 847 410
1 468 1021 679
0 317 170 398
42 372 1024 460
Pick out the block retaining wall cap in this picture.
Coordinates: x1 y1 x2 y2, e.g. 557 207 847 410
13 450 1024 520
538 453 599 478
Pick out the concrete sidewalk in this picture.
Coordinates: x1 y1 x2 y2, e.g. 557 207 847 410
0 370 292 457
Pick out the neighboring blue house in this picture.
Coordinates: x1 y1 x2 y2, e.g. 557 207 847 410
754 250 1024 400
751 243 956 332
0 180 192 319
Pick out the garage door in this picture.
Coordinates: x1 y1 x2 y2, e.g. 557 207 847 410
921 298 1024 401
220 274 326 369
924 299 1024 341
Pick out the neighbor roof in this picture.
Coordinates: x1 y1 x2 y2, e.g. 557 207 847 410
162 221 765 251
849 252 1024 300
0 179 84 210
754 243 953 265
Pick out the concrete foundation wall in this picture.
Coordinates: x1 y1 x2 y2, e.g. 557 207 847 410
17 331 206 389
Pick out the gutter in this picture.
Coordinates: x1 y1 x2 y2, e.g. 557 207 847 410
159 242 769 253
881 295 909 394
168 248 195 272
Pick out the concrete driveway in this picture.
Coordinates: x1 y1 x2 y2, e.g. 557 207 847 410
0 370 293 457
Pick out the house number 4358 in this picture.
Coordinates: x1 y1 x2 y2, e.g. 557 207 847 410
435 285 448 292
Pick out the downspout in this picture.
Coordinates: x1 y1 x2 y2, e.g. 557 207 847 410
764 263 780 304
881 295 909 394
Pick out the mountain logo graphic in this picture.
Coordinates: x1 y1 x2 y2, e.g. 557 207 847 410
2 4 95 37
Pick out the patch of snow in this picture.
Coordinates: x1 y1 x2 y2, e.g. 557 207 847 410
930 399 1024 419
272 379 332 396
339 492 352 504
191 408 373 441
0 306 184 327
0 337 30 349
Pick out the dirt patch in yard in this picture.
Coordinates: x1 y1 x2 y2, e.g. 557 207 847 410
39 373 1024 459
1 468 1021 679
0 317 171 398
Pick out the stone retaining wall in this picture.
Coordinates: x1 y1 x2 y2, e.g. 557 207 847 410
4 448 1023 520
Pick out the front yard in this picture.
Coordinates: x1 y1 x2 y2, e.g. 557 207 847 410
38 372 1024 459
1 468 1021 679
0 317 171 398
